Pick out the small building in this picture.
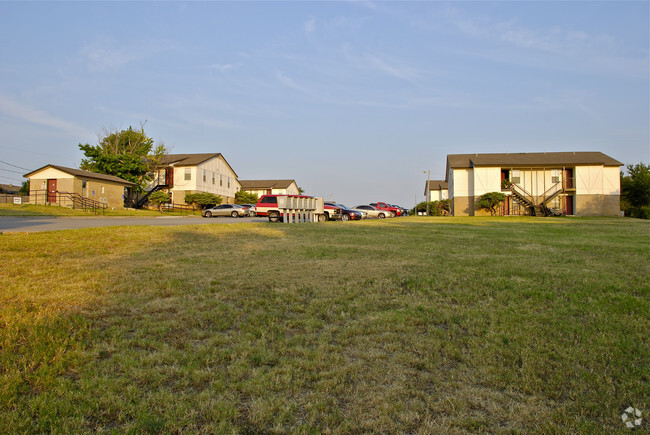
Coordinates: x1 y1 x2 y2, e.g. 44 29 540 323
424 180 448 202
239 179 300 197
148 153 241 204
0 184 20 194
23 164 135 209
445 152 622 216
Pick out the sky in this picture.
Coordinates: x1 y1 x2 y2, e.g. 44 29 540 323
0 1 648 207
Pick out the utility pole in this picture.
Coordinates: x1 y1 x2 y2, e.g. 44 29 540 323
423 170 430 216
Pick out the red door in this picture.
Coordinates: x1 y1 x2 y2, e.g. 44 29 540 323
564 169 574 189
165 167 174 187
564 196 574 215
47 179 57 203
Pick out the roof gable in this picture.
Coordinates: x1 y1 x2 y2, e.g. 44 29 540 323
161 153 238 178
24 165 135 185
239 179 297 189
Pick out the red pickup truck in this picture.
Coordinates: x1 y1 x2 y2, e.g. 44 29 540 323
370 202 402 217
255 194 341 222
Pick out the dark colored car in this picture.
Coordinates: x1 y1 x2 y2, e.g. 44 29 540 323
325 203 364 221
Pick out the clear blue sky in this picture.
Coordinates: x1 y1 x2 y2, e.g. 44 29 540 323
1 1 648 207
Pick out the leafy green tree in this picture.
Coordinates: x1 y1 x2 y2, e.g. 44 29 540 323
79 125 167 191
298 186 305 194
19 180 30 196
185 192 222 210
148 191 170 212
621 163 650 219
235 190 258 204
477 192 506 216
413 199 451 216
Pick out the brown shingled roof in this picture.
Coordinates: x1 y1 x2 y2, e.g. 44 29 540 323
24 165 135 185
447 151 622 170
239 179 296 189
160 153 238 178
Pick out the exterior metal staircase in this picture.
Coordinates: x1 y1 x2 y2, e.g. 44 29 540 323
508 181 565 216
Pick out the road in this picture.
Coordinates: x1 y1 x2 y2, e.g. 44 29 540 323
0 216 267 233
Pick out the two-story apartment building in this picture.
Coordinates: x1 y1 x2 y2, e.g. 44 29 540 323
424 180 448 202
148 153 241 204
446 152 622 216
239 179 300 197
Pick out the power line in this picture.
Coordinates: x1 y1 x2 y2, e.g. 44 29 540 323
0 160 33 171
0 168 26 174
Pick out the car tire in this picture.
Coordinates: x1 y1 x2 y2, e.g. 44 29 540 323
204 211 212 218
231 211 238 218
269 211 280 222
378 213 385 219
317 213 327 222
341 213 350 221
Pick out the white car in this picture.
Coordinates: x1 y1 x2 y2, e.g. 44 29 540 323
352 205 390 219
202 204 247 218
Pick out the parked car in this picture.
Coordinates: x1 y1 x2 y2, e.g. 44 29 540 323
370 202 402 217
352 204 389 219
325 203 364 221
238 203 256 216
202 204 247 218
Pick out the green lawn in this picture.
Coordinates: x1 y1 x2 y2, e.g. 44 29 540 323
1 217 648 433
0 203 200 217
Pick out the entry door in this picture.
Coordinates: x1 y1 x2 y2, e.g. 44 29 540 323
165 167 174 186
564 195 574 215
563 169 574 189
47 179 57 203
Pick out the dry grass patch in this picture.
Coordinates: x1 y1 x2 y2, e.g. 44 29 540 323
1 217 648 433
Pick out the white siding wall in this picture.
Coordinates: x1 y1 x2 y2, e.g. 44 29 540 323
428 189 449 201
32 168 75 181
575 166 604 194
451 168 471 197
472 167 501 196
165 156 240 200
602 166 621 195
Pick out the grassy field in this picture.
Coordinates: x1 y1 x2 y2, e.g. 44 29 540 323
1 217 648 433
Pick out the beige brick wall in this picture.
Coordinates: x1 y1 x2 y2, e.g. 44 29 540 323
452 196 473 216
576 194 620 216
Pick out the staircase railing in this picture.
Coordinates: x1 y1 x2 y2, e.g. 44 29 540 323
32 190 107 214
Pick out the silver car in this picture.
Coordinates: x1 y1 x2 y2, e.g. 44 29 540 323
352 205 389 219
202 204 247 218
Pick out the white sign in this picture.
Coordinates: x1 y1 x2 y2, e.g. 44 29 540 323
13 197 22 205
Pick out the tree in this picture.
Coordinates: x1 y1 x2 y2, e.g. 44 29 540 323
19 180 30 196
235 190 258 204
297 186 305 194
185 192 222 210
413 199 451 216
148 191 170 212
477 192 506 216
79 124 167 191
621 163 650 219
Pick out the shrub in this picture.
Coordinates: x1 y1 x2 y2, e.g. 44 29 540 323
185 192 222 210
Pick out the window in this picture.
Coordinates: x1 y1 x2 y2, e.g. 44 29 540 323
82 180 87 188
552 169 560 184
212 172 215 184
227 177 230 188
220 175 223 186
511 170 521 184
203 170 206 183
184 168 191 181
101 186 105 194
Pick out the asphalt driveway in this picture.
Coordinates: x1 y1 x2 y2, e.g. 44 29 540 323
0 216 267 233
